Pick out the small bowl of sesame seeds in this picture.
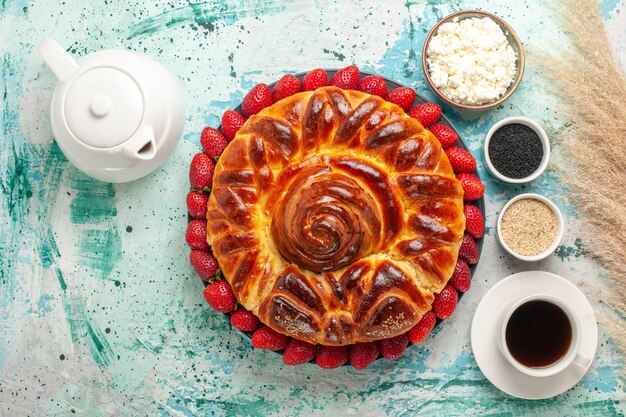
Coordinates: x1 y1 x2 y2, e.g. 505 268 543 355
497 193 565 261
485 117 550 183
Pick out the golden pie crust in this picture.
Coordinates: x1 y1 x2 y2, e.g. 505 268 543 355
206 87 465 345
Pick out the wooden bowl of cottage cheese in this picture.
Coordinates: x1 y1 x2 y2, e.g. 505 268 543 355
422 10 525 111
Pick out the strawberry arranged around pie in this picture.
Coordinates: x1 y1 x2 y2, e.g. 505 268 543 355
187 66 485 368
205 86 465 346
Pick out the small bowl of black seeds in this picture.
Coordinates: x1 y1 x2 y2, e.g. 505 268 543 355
485 117 550 183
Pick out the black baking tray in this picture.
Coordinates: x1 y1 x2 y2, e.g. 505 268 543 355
189 69 485 363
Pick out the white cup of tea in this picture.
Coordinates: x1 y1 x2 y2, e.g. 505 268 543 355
497 294 591 377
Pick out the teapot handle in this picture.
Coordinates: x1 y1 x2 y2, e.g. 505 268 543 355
37 37 78 83
122 125 157 161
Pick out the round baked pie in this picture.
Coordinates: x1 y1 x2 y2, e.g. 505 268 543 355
206 86 465 346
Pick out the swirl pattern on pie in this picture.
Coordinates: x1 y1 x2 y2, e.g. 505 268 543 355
206 86 465 345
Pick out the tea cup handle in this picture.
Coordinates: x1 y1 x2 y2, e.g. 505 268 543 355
572 352 592 369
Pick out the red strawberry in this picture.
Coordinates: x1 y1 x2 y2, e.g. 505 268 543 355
329 65 360 90
316 345 348 369
408 103 441 128
189 153 214 190
302 68 328 91
386 87 416 111
272 74 301 102
408 311 437 345
445 147 477 173
349 342 380 370
242 83 273 118
185 220 210 251
459 233 479 265
432 284 458 320
464 205 485 238
186 191 209 220
230 309 260 332
449 259 471 292
380 333 409 360
189 250 219 281
251 326 288 351
429 123 458 148
457 173 485 201
357 75 387 97
283 339 317 365
203 280 236 313
200 127 228 161
221 110 245 141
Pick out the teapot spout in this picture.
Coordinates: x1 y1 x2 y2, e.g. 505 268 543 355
122 125 157 161
37 37 78 82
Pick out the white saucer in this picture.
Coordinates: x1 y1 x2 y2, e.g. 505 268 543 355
471 271 598 399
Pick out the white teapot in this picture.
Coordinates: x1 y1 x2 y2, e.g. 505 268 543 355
38 37 185 182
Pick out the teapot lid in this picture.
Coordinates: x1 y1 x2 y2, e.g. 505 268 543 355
64 67 144 148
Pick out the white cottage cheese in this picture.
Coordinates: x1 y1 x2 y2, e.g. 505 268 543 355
426 17 517 106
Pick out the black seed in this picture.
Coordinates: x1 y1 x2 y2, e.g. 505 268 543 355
488 123 544 179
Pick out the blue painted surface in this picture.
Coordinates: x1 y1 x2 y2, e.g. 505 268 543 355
0 1 625 416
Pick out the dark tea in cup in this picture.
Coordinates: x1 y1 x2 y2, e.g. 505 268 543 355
505 300 572 368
